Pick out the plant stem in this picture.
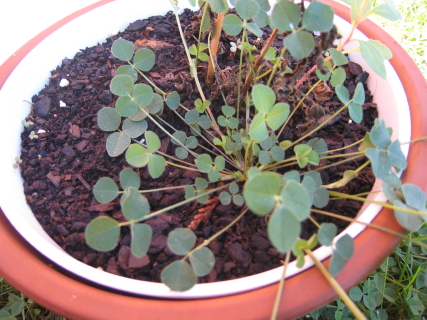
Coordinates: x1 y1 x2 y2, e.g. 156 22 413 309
328 191 427 218
241 28 279 99
207 13 224 84
305 249 368 320
182 206 248 260
270 251 291 320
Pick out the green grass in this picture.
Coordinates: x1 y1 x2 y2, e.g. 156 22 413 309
1 1 426 319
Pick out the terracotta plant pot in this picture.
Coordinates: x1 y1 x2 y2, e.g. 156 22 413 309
0 0 426 318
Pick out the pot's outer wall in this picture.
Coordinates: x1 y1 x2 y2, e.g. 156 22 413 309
0 1 426 319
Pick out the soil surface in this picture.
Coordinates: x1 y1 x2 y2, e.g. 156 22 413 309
19 9 376 284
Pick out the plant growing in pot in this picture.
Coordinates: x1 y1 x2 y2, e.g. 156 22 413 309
2 0 427 318
75 0 426 316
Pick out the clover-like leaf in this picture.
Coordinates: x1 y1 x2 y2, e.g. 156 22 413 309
166 91 181 110
349 102 363 124
387 140 407 171
115 96 137 117
252 84 276 114
268 205 301 253
161 260 197 292
335 85 350 104
93 177 119 204
220 191 232 205
302 1 334 32
222 14 243 36
106 132 131 157
206 0 229 14
133 84 154 108
120 168 140 190
284 30 315 60
266 103 290 130
329 250 345 276
111 39 134 62
110 74 133 96
329 48 349 66
281 180 312 221
97 107 121 132
122 118 148 138
121 187 150 221
372 0 402 21
167 228 197 255
335 234 354 260
369 120 391 149
148 154 166 178
246 22 263 37
360 40 392 79
134 48 155 71
401 184 426 211
196 154 212 173
249 113 268 142
243 172 282 216
318 223 337 246
85 216 120 251
353 82 365 105
271 0 300 32
116 65 138 83
131 223 152 258
189 247 215 276
125 144 149 168
331 67 346 87
235 0 259 20
145 131 161 153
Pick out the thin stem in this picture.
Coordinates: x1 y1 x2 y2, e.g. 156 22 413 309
267 46 287 86
183 206 248 260
328 191 427 218
120 183 231 226
194 3 209 68
270 251 291 320
236 24 247 116
207 13 224 84
319 139 364 155
305 249 368 320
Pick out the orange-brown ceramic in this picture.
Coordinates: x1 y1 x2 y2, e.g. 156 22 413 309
1 1 426 319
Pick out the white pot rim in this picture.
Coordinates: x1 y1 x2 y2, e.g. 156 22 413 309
0 0 410 299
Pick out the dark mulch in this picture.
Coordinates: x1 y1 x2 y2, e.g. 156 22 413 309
19 9 376 284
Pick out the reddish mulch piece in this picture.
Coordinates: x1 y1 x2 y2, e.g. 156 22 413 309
19 9 376 284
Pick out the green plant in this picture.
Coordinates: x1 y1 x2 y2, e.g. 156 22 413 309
82 0 427 318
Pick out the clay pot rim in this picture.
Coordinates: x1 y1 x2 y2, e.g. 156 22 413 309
0 0 426 319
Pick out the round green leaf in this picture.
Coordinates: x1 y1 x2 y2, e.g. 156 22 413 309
335 234 354 260
115 96 137 117
111 39 134 62
329 48 349 67
233 195 244 206
93 177 119 204
349 102 363 124
185 109 200 125
235 0 259 20
185 136 198 149
133 48 155 71
106 132 131 157
281 180 312 221
148 155 166 178
246 22 263 37
270 146 285 162
349 286 363 302
122 118 148 138
318 223 337 246
331 67 346 87
252 84 276 114
172 131 187 146
85 216 120 251
222 105 235 117
121 186 150 221
208 168 221 182
268 205 301 253
229 182 239 195
161 260 197 292
222 14 243 36
215 156 225 170
402 184 425 210
249 113 268 142
266 103 290 130
145 131 161 153
97 107 121 132
167 228 197 255
220 191 232 205
133 84 154 108
271 0 300 32
125 144 149 167
330 250 345 276
189 247 215 276
115 65 138 83
353 82 365 105
195 154 212 173
393 199 423 231
259 150 271 165
252 9 269 28
120 168 140 190
195 177 208 190
166 91 181 110
144 93 163 114
198 114 212 129
302 1 334 32
131 223 152 258
243 172 282 215
335 85 350 104
284 30 315 60
110 74 133 96
206 0 228 14
175 147 188 159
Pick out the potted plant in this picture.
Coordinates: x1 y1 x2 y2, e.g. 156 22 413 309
0 0 426 319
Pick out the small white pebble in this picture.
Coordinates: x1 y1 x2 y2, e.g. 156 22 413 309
348 119 353 124
140 138 146 144
59 101 67 107
37 129 46 134
59 78 70 87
